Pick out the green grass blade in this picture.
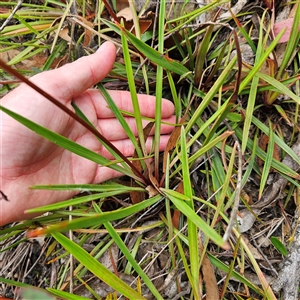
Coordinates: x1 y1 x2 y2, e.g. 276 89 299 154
167 70 181 121
120 29 146 156
29 194 162 234
72 100 131 172
102 19 193 80
194 24 214 86
238 28 285 93
24 191 130 212
251 115 300 165
0 105 136 179
47 288 90 300
153 0 166 177
256 72 300 105
259 120 274 199
185 57 237 133
93 205 163 300
161 188 227 249
180 126 200 298
241 10 264 153
241 75 259 153
277 2 300 78
207 254 264 295
31 183 145 192
51 232 146 299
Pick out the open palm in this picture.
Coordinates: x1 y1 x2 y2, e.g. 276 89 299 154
0 42 175 225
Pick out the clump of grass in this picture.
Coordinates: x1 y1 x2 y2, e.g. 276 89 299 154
1 0 300 299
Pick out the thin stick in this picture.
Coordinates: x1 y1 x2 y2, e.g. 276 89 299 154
0 0 23 32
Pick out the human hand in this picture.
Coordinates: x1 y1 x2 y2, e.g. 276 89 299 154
0 41 175 225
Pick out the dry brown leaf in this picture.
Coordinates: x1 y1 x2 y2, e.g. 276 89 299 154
242 235 264 260
199 237 219 300
171 209 180 230
116 7 133 21
116 7 153 35
58 27 72 43
145 185 158 198
171 182 184 229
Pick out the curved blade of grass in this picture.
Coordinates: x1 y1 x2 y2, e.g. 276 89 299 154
93 204 163 300
102 19 193 80
186 98 231 149
256 72 300 105
0 105 137 179
170 131 233 178
270 236 287 257
189 131 233 165
238 28 285 93
259 120 274 199
241 74 259 153
180 126 200 298
0 277 57 298
277 2 300 78
52 232 146 299
160 188 228 249
166 0 229 29
229 9 256 52
28 194 162 234
21 288 55 300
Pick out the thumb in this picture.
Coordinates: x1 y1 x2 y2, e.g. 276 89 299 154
35 41 116 101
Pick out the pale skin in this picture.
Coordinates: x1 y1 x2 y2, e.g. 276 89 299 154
0 41 175 225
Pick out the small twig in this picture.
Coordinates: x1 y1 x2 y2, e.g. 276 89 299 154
0 0 23 33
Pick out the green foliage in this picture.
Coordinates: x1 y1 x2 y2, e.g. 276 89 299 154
1 0 299 299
